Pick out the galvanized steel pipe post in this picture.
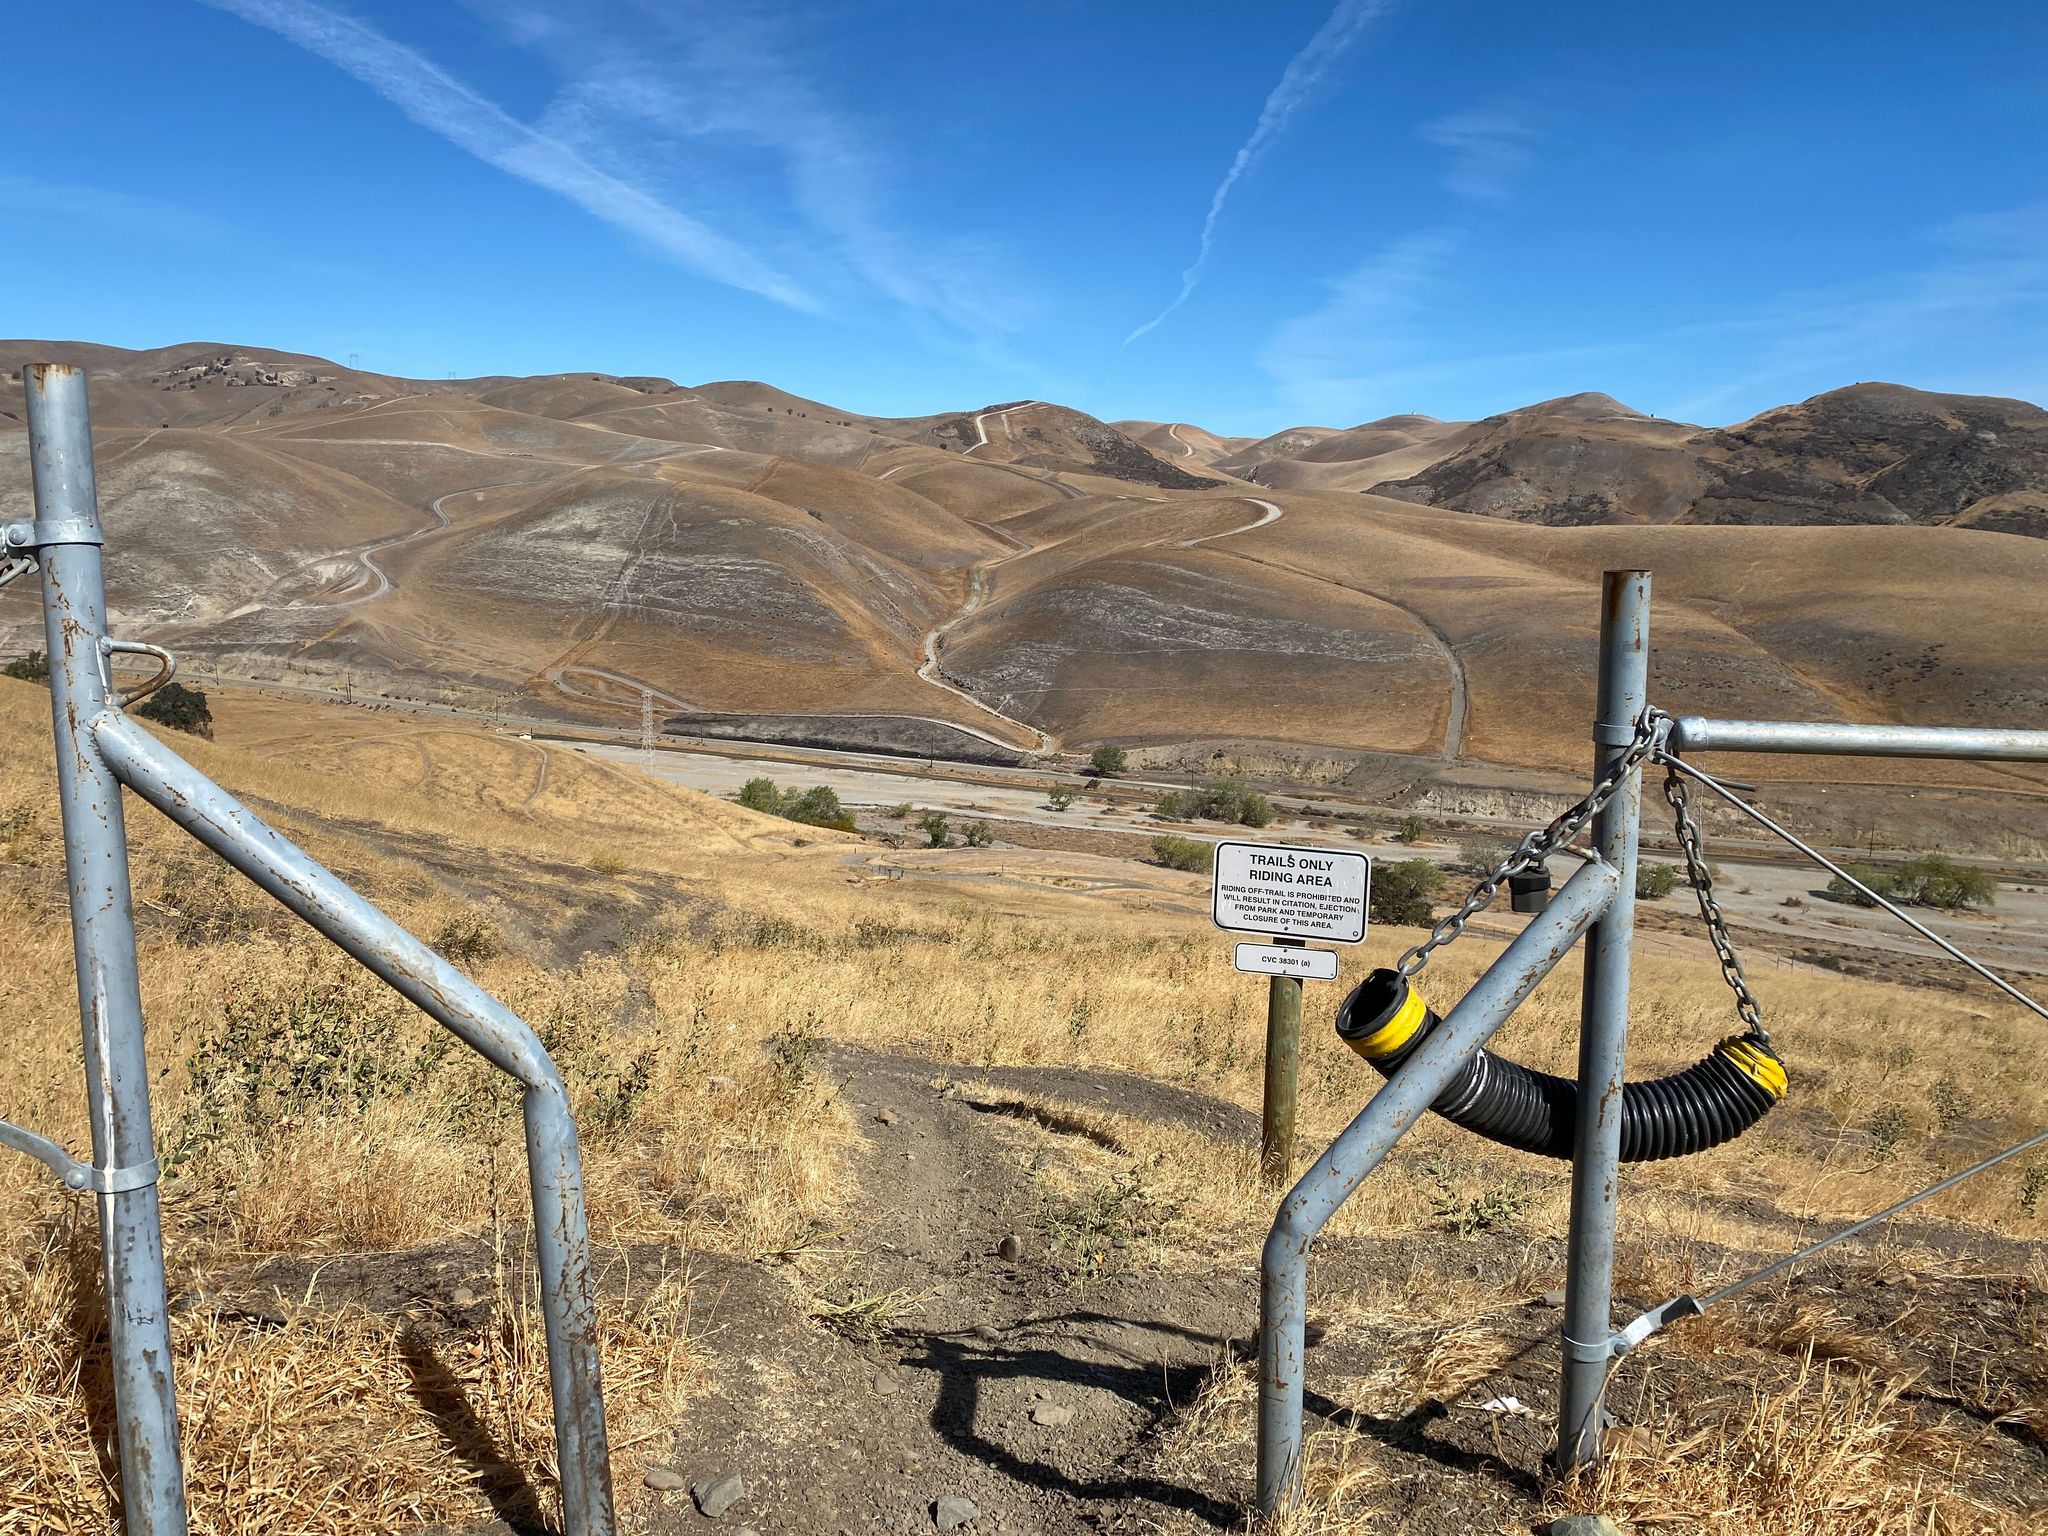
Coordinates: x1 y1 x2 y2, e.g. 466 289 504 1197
23 362 189 1536
91 713 617 1534
1557 569 1651 1470
1255 857 1621 1514
14 363 616 1536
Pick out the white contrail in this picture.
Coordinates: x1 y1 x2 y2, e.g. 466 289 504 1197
1125 0 1393 346
200 0 819 313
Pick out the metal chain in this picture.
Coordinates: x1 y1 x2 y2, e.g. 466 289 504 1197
1396 710 1664 977
1663 764 1769 1042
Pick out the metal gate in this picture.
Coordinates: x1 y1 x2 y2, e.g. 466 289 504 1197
0 363 618 1535
1257 567 2048 1513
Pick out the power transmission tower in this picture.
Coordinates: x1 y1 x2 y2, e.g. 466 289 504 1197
640 688 656 772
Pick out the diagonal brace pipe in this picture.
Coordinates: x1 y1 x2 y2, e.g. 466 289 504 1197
91 707 616 1536
1257 856 1621 1515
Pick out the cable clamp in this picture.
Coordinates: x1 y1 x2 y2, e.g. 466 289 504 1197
7 517 103 549
0 1118 160 1194
1561 1330 1614 1365
1606 1294 1705 1358
1591 722 1640 747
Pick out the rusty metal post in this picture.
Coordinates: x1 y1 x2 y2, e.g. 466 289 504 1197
1557 569 1651 1470
22 362 189 1535
1260 945 1304 1184
1256 858 1621 1514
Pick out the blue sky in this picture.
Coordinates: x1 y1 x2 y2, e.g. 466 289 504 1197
5 1 2046 434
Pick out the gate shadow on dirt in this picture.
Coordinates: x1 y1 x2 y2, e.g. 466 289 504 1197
897 1313 1245 1528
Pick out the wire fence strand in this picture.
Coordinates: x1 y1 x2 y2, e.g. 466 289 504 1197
1612 745 2048 1352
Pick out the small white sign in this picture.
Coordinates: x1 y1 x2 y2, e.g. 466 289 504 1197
1234 943 1339 980
1212 840 1371 944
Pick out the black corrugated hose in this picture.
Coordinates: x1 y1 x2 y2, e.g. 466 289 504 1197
1336 967 1787 1162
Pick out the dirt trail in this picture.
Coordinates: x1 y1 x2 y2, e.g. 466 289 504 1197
917 559 1057 754
652 1045 1256 1534
1198 543 1469 761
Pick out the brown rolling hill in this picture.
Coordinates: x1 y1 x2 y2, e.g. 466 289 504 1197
2 341 2044 784
1360 384 2048 532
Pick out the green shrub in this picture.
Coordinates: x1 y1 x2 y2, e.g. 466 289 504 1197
918 810 951 848
964 820 994 847
1151 834 1215 873
1088 744 1128 777
1371 859 1443 926
1156 778 1272 828
2 649 48 684
1635 862 1681 899
1237 789 1276 828
1829 854 1994 911
137 681 213 738
1827 863 1887 907
732 776 856 831
737 776 783 814
1895 854 1995 910
1396 814 1427 844
1046 783 1077 811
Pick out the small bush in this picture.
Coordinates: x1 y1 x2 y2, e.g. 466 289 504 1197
1457 835 1513 872
1829 854 1994 911
2 649 48 684
1151 834 1215 873
886 802 912 820
1371 859 1443 926
1397 815 1427 844
1896 854 1995 910
1088 744 1128 777
733 776 857 831
963 820 994 847
137 681 213 738
1046 783 1077 811
1155 778 1272 828
918 810 951 848
1635 862 1681 899
736 776 782 814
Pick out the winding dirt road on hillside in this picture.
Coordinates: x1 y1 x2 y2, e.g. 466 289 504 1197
963 401 1039 455
1177 497 1282 547
339 482 493 607
1191 528 1470 761
917 561 1056 753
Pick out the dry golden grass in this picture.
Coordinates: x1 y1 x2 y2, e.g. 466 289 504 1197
2 682 2043 1532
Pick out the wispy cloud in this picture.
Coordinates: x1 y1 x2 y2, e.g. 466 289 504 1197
1257 229 1462 420
0 174 230 245
469 1 1033 357
1259 199 2048 429
198 0 820 312
1416 110 1534 201
1125 0 1394 346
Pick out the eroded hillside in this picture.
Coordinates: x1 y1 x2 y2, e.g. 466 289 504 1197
2 342 2045 780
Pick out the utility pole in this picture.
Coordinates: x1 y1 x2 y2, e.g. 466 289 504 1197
640 689 655 772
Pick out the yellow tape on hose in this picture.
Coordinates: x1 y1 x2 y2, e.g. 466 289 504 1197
1351 984 1430 1059
1716 1036 1788 1100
